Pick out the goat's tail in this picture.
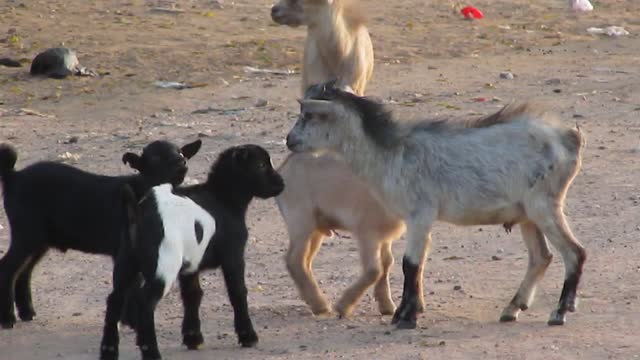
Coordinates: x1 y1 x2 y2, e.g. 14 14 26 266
121 184 138 250
563 125 586 159
0 143 18 185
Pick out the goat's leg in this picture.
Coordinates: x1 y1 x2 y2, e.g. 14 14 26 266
528 205 586 326
286 230 331 315
334 238 383 318
374 241 396 315
136 278 165 360
222 257 258 348
179 272 204 350
500 221 552 322
120 273 144 330
392 212 435 329
0 243 35 329
100 255 138 360
14 248 47 322
304 231 324 273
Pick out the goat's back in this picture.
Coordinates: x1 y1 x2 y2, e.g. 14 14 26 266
3 161 134 254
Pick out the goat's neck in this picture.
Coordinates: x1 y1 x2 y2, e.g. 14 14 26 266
126 176 152 199
208 176 252 217
307 4 354 61
337 134 401 201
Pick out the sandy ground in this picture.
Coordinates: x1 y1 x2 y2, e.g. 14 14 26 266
1 0 640 359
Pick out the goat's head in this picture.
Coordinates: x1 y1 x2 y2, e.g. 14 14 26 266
287 82 364 153
122 139 202 186
271 0 333 27
212 145 284 199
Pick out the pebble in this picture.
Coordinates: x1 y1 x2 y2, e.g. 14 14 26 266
492 255 502 261
499 71 514 80
453 285 462 291
255 98 268 107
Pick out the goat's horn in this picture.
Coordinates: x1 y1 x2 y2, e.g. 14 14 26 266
300 99 334 115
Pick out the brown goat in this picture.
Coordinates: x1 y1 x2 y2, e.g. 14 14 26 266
271 0 374 95
276 152 420 317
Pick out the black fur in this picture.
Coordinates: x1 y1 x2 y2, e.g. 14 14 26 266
100 144 284 360
0 139 201 329
305 82 398 148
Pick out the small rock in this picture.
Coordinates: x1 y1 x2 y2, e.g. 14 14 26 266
439 340 446 346
491 255 502 261
64 136 78 144
72 312 82 316
545 78 561 85
499 72 514 80
255 98 268 107
553 89 562 93
453 285 462 291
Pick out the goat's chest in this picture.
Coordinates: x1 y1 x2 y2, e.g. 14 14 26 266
154 190 216 274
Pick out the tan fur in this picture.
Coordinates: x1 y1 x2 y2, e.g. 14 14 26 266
271 0 374 95
276 152 412 317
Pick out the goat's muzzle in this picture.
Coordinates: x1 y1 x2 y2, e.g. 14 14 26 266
285 134 301 152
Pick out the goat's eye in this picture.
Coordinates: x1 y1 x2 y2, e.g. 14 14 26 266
258 162 267 170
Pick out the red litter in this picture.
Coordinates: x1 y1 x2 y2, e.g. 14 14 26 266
461 6 484 19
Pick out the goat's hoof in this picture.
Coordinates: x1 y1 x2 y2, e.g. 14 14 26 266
547 310 566 326
140 347 162 360
0 319 15 329
379 306 396 316
100 345 118 360
310 303 332 316
239 330 258 348
395 318 417 330
18 309 36 322
183 332 204 350
333 305 353 319
416 303 425 314
499 314 517 322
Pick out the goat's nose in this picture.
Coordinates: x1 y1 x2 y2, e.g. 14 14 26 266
285 134 296 149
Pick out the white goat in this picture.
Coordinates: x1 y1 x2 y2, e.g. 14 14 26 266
286 84 587 329
276 152 408 317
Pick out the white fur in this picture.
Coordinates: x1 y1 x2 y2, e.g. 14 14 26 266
153 184 216 296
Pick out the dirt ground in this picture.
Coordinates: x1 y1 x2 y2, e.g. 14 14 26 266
1 0 639 359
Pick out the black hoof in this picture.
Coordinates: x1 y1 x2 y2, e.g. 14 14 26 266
239 330 259 348
100 345 118 360
18 309 36 322
395 318 417 329
140 347 162 360
499 314 517 323
0 319 15 329
547 310 566 326
183 332 204 350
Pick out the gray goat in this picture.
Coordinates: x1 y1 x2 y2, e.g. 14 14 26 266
285 84 586 329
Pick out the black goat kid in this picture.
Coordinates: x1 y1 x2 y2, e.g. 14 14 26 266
100 144 284 360
0 139 202 329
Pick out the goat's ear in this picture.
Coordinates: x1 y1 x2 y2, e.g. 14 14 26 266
181 139 202 159
300 99 335 119
122 153 142 170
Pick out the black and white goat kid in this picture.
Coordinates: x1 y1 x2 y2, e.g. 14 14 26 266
0 139 202 329
99 144 285 360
